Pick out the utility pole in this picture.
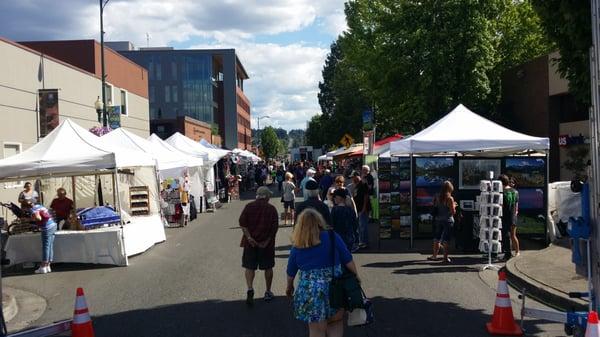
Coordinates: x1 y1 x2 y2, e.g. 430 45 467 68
589 0 600 311
99 0 110 127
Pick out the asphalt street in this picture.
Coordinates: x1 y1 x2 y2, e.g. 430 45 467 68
3 188 566 336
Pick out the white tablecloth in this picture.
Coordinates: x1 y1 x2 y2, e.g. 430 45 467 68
5 226 127 266
5 214 167 266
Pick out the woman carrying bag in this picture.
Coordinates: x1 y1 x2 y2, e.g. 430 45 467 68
286 209 360 337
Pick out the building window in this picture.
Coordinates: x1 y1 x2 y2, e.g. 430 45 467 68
3 142 21 159
171 61 177 80
172 86 178 103
104 84 113 105
149 86 155 103
120 90 128 115
148 60 154 80
165 86 171 103
3 142 22 188
156 62 162 81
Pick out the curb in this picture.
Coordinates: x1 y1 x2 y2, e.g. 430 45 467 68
3 292 17 322
504 257 587 312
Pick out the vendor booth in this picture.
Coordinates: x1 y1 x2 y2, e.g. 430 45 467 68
165 133 230 210
102 129 205 227
377 104 550 250
0 120 166 266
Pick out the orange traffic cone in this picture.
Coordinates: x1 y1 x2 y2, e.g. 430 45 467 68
586 311 600 337
486 271 523 336
71 287 95 337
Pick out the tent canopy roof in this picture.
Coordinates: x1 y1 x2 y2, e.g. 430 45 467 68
390 104 550 155
147 134 204 168
0 119 116 181
103 129 196 171
165 133 211 162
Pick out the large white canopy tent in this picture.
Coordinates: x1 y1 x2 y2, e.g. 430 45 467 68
390 104 550 156
0 119 166 266
166 132 221 196
386 104 550 248
102 129 205 211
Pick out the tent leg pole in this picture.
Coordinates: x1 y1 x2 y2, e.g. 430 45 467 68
71 176 76 209
113 168 127 266
410 154 414 249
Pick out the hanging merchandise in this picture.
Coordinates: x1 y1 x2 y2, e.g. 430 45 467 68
478 173 503 271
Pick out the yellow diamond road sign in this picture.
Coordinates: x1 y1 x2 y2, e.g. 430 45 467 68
340 134 354 149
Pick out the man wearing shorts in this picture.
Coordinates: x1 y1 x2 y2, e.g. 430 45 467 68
239 186 279 306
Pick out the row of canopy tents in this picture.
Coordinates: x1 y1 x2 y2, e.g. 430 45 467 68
0 119 234 266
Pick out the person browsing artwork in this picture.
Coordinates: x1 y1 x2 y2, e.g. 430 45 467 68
500 174 520 260
352 172 371 249
428 181 456 263
22 201 57 274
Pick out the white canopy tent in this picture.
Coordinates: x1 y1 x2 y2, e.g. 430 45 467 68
0 119 166 266
102 129 205 210
390 104 550 156
0 119 116 181
166 132 219 196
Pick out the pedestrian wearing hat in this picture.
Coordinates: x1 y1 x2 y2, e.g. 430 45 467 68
300 169 317 201
239 186 279 306
294 180 332 228
331 188 358 250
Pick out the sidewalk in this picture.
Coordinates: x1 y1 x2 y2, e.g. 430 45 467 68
505 241 588 311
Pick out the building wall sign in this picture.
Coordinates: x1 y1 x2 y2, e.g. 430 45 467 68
558 134 589 147
38 89 59 138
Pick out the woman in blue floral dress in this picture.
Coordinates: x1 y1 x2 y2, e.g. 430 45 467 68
286 209 359 337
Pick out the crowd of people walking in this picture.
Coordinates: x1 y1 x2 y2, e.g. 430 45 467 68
238 160 374 337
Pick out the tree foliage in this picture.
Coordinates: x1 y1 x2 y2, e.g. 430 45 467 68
308 0 552 141
260 126 280 159
531 0 592 106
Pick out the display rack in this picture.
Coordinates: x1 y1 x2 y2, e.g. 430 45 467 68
478 172 502 271
129 186 150 216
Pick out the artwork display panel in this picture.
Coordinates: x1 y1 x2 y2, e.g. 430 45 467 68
458 159 501 190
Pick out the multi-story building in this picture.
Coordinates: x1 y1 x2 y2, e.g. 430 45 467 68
115 46 251 149
499 51 588 181
0 37 149 154
0 37 149 205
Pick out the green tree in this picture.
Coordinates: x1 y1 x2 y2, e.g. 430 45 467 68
336 0 551 135
277 139 289 156
260 126 280 159
531 0 592 106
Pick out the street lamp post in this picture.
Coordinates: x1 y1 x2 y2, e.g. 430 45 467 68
99 0 110 127
94 96 104 123
256 115 270 145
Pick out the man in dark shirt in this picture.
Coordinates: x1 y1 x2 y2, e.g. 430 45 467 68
362 165 375 196
294 180 332 228
50 188 74 227
319 169 334 201
353 172 371 249
239 186 279 306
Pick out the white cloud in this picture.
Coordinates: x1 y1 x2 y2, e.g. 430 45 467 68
0 0 345 129
192 42 328 130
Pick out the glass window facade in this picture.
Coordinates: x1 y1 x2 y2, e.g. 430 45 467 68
124 52 215 124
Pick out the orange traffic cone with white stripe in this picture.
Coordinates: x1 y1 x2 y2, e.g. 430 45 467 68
486 271 523 336
586 311 600 337
72 287 95 337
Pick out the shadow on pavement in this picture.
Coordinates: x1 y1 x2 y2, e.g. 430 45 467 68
362 256 485 269
392 266 480 275
92 296 551 337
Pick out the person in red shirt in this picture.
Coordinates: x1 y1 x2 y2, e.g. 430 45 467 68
50 188 73 228
239 186 279 306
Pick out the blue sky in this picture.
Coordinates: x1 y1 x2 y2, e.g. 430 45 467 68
0 0 347 130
